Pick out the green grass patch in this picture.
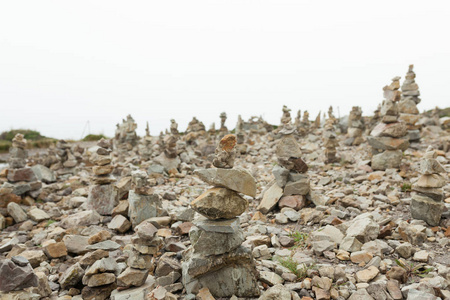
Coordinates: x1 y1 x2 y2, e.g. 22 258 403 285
82 134 108 141
401 182 412 192
289 231 309 249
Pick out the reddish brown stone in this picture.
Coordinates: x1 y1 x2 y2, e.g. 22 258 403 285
219 134 237 152
7 168 36 182
176 222 193 235
0 193 22 208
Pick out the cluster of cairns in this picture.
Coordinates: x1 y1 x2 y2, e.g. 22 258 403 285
1 64 450 300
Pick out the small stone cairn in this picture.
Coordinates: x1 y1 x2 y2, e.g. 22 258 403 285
399 64 421 141
323 118 339 164
86 139 118 215
182 134 260 298
7 134 36 183
410 146 446 226
258 126 310 213
128 170 163 229
345 106 365 146
219 112 228 137
118 220 162 288
114 114 138 151
369 77 410 170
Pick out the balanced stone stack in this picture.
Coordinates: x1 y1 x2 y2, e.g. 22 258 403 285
7 134 36 183
86 139 118 215
345 106 365 146
410 146 446 226
323 118 339 164
55 140 78 170
81 257 119 299
369 77 409 170
128 170 164 229
182 134 260 298
258 127 310 213
280 105 292 131
399 64 421 141
218 112 228 138
118 221 162 288
114 114 138 151
235 115 247 154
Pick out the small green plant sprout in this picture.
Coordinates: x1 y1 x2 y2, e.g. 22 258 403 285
289 231 309 250
45 219 57 227
276 257 315 281
395 259 433 278
401 182 412 192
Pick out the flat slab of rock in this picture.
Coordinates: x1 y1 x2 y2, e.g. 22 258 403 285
191 187 248 220
257 182 283 214
194 168 256 197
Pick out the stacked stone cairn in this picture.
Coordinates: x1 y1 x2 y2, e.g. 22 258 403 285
294 110 301 130
86 139 118 215
182 134 260 298
345 106 365 146
81 257 119 298
280 105 292 131
114 114 138 151
369 77 410 170
298 110 310 136
7 134 36 183
323 118 339 164
55 140 78 171
399 64 421 141
128 170 164 229
258 126 310 213
185 117 207 143
235 115 247 154
218 112 228 138
410 146 446 226
118 220 162 288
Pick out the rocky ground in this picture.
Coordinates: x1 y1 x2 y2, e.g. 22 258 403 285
0 116 449 300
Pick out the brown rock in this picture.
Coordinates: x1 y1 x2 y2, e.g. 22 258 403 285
88 230 112 245
386 267 407 284
44 242 68 259
176 222 193 235
278 195 307 210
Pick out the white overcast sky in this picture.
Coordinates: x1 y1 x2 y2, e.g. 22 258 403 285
0 1 449 139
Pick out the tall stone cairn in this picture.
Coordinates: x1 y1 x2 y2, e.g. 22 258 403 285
7 134 36 183
368 77 409 170
323 119 339 163
114 114 138 151
182 134 260 298
86 139 118 215
399 64 421 141
346 106 365 146
410 146 446 226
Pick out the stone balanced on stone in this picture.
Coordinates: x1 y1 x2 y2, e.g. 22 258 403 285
369 77 410 170
7 134 36 183
258 126 310 213
399 64 421 141
86 139 118 215
114 114 138 151
410 146 446 226
345 106 365 146
323 118 339 164
182 134 260 298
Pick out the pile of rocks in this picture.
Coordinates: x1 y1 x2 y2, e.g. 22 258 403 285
369 77 410 170
183 134 260 298
258 127 310 214
219 112 228 137
345 106 365 146
81 257 119 299
234 115 247 154
410 146 446 226
55 140 78 171
399 64 421 141
323 118 339 164
86 139 118 215
280 105 292 131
